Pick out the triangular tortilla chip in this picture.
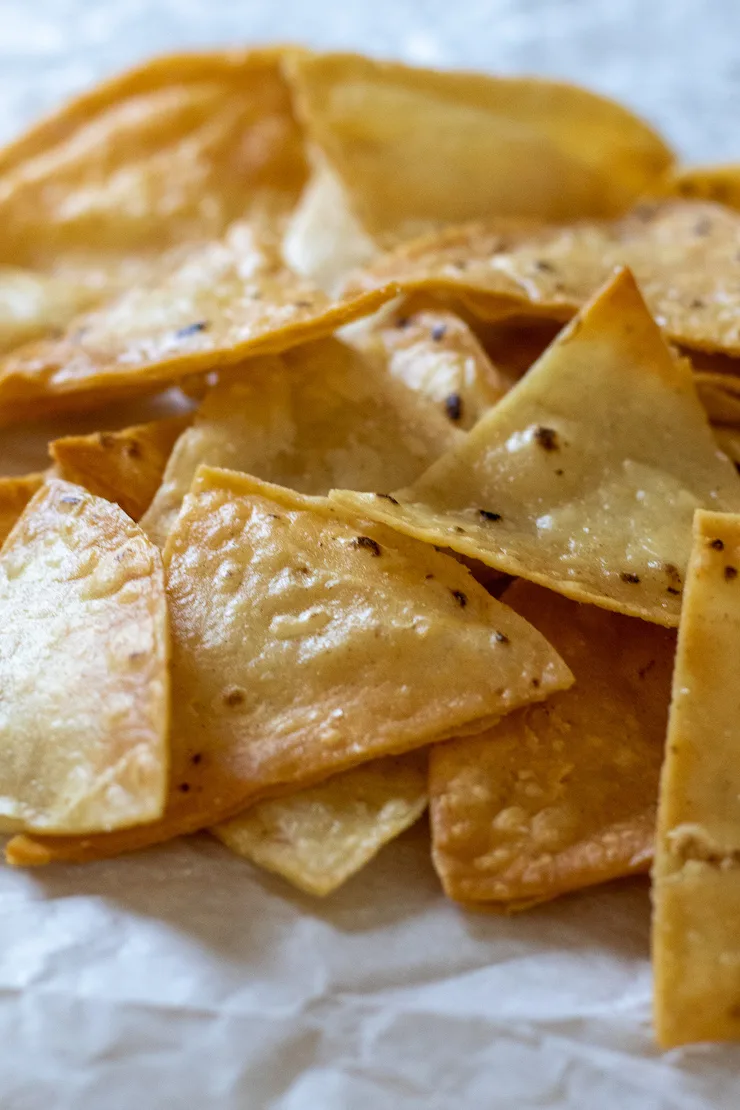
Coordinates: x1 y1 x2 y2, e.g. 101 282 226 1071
0 49 309 351
430 580 675 909
0 479 168 835
6 467 571 865
0 472 46 545
347 307 508 430
140 336 462 547
0 223 396 423
50 413 192 521
653 510 740 1047
332 269 740 627
285 52 672 242
347 199 740 355
213 751 428 896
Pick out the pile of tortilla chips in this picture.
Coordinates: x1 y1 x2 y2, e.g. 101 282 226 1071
3 45 740 1049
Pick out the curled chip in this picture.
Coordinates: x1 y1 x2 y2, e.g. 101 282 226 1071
0 223 397 423
213 751 428 896
0 48 309 351
51 413 192 521
332 269 740 627
430 580 675 909
653 510 740 1047
346 199 740 356
6 467 571 865
0 479 169 835
140 335 463 547
285 52 673 244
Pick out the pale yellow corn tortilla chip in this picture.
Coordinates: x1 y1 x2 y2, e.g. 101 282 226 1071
213 751 428 896
51 413 192 521
0 223 396 423
331 269 740 627
0 472 46 545
430 579 675 908
0 479 168 835
347 199 740 356
653 510 740 1047
6 467 571 865
347 306 508 430
285 52 673 242
0 49 309 351
140 335 462 547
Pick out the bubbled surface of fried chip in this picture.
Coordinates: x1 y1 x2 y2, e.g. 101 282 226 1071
348 307 508 430
332 269 740 627
213 751 428 896
653 510 740 1047
0 472 47 545
0 223 397 423
0 479 168 835
347 200 740 356
51 413 192 521
286 52 672 242
140 336 462 547
0 49 309 351
6 467 571 865
430 580 675 909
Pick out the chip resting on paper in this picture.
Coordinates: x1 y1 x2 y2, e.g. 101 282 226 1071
0 472 47 545
0 222 396 423
6 467 571 865
347 199 740 356
0 48 309 351
332 268 740 626
430 580 675 909
0 479 168 835
51 413 192 521
213 751 428 896
285 52 673 243
653 510 740 1047
140 335 462 547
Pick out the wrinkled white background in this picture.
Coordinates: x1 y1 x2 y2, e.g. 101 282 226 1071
2 1 740 1106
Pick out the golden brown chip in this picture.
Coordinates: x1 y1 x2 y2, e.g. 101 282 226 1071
213 751 428 896
286 52 673 243
348 307 508 430
0 49 309 351
430 580 675 909
0 472 47 545
695 373 740 425
6 467 571 865
0 224 396 423
332 269 740 627
50 413 192 521
0 479 168 835
347 199 740 355
653 510 740 1047
140 336 462 547
656 164 740 211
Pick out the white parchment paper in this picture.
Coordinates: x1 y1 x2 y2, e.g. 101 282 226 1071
2 2 740 1105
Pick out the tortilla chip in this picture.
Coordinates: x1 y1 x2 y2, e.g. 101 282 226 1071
348 307 508 430
282 161 378 293
657 164 740 211
695 373 740 425
140 335 462 547
0 479 168 835
714 427 740 471
0 223 396 423
0 49 309 351
50 413 192 521
6 467 571 865
653 510 740 1046
213 751 428 896
285 52 673 242
0 472 47 545
430 580 674 908
331 269 740 627
347 199 740 356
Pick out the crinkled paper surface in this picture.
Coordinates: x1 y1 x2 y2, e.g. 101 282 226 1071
2 0 740 1105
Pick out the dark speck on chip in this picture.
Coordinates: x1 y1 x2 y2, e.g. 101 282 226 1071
175 320 209 339
725 565 738 581
376 493 399 505
450 589 467 608
445 393 463 422
60 496 82 505
479 509 502 523
620 572 641 584
352 535 382 556
494 631 510 644
534 426 559 451
431 323 447 341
